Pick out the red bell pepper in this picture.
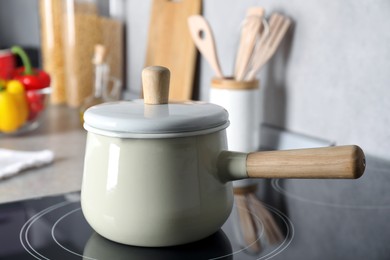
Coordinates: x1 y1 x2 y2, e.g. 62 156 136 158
26 90 45 120
10 46 50 90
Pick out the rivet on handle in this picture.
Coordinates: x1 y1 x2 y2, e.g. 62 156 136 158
142 66 170 105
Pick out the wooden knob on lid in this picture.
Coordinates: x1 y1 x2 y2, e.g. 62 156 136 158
142 66 170 105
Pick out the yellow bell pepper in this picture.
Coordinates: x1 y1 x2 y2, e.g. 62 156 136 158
6 80 28 125
0 80 29 133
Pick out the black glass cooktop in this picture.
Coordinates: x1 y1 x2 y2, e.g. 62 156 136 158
0 155 389 260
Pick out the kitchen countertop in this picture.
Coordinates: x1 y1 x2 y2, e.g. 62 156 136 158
0 105 86 204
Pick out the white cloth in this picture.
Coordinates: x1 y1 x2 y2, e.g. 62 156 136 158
0 149 54 179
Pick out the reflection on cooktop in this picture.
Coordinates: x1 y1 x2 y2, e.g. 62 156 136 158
84 231 233 260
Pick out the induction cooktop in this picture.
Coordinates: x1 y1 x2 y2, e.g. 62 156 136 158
1 154 389 260
1 191 293 260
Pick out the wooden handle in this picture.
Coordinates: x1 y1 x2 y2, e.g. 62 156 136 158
247 145 366 179
188 15 224 78
142 66 170 105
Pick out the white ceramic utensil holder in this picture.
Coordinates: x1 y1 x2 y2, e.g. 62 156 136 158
210 78 260 188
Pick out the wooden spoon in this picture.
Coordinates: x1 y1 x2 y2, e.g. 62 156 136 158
188 15 224 78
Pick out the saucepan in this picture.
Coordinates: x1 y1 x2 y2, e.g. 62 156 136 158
81 66 365 247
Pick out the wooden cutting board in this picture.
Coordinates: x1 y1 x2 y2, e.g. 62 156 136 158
145 0 201 101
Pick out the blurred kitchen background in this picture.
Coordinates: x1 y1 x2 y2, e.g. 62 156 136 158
0 0 388 160
0 1 390 259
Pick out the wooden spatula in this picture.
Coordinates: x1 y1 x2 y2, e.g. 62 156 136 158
245 13 291 80
234 8 265 81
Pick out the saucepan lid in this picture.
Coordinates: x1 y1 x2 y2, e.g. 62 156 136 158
83 66 229 138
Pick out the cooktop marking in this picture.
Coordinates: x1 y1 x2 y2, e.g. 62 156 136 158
210 205 264 259
256 203 294 260
272 177 390 209
51 207 97 260
19 201 73 260
212 203 294 260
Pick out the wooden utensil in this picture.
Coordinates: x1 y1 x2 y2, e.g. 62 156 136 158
145 0 201 101
234 8 264 81
245 13 291 81
188 15 224 78
246 6 265 17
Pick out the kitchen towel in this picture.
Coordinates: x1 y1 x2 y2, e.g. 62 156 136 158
0 149 54 179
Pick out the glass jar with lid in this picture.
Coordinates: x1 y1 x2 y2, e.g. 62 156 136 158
39 0 125 107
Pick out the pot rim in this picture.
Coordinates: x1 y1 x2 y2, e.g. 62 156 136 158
84 121 230 138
